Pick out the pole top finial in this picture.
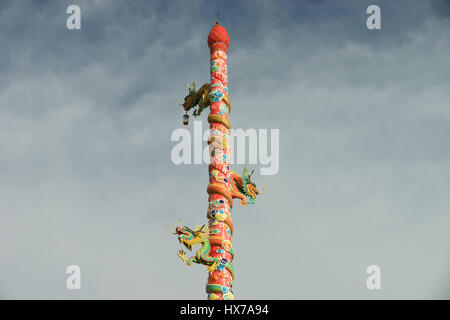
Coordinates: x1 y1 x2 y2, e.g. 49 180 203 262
208 22 230 49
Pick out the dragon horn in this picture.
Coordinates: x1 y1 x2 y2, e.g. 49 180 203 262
185 82 190 89
178 217 182 226
166 224 177 235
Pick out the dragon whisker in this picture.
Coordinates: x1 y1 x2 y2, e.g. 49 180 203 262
166 224 177 235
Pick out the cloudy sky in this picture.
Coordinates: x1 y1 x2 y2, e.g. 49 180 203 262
0 0 449 299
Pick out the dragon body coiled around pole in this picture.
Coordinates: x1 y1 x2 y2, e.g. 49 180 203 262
167 222 235 300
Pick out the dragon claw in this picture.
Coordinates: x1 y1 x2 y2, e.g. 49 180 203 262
177 249 188 263
206 260 219 274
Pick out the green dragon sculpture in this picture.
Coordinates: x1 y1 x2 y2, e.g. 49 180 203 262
180 81 231 118
167 221 235 280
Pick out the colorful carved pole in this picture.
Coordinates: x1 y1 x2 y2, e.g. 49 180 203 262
205 22 234 300
171 22 260 300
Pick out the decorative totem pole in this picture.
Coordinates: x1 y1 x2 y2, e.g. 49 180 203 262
169 23 260 300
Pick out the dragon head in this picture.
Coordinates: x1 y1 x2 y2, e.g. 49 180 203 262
168 219 208 251
181 81 197 112
242 166 259 204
